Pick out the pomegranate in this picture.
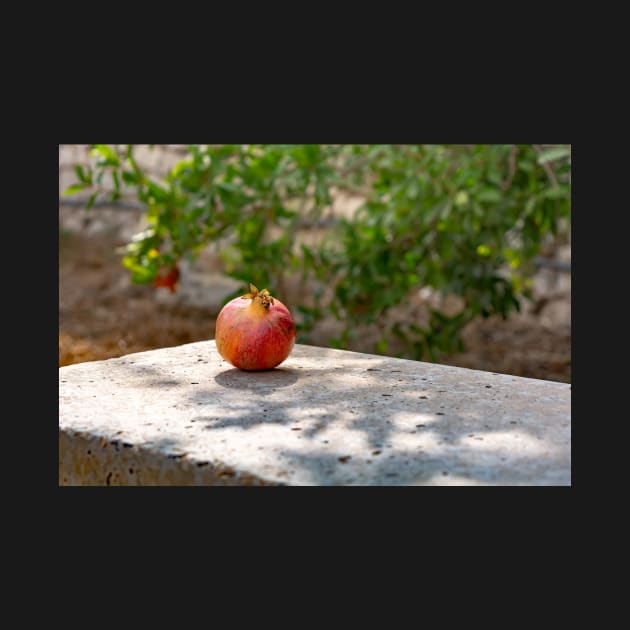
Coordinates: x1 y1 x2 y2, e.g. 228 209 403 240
152 265 180 293
215 284 296 371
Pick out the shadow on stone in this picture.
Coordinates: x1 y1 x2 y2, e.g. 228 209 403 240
214 367 299 391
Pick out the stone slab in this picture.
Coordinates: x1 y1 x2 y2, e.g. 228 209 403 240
59 341 571 485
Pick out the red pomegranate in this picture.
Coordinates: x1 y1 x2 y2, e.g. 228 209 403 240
152 265 180 293
215 284 296 370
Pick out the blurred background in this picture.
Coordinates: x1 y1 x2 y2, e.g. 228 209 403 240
59 144 571 382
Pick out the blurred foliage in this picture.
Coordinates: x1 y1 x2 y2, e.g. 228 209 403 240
64 144 571 361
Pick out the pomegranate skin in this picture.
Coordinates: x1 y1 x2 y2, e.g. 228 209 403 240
215 293 296 371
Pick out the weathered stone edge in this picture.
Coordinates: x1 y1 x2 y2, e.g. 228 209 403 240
58 429 283 487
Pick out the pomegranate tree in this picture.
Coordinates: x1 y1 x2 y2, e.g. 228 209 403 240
215 284 296 370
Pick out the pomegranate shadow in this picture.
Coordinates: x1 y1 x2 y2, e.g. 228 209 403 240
214 367 299 391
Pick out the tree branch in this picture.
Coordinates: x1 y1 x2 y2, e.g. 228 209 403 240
533 145 559 188
501 145 518 191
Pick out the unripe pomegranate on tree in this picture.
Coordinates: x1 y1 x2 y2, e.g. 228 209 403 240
215 284 296 370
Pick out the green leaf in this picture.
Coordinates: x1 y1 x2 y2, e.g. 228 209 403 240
537 147 570 164
477 188 502 203
62 183 88 196
122 170 139 185
543 186 569 200
518 160 534 173
315 180 331 205
146 179 168 202
86 191 98 209
171 159 193 179
90 144 120 166
524 195 537 215
216 181 240 193
74 164 91 184
122 257 155 283
275 206 296 219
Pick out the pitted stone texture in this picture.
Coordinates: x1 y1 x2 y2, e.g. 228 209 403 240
59 341 571 486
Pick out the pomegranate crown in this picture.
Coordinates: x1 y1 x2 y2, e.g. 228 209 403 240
241 283 275 309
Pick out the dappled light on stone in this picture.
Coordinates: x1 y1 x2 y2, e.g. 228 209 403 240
59 340 571 485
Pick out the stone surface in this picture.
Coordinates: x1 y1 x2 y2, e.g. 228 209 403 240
59 341 571 486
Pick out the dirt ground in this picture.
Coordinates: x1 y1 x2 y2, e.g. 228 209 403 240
59 230 216 365
59 225 571 383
